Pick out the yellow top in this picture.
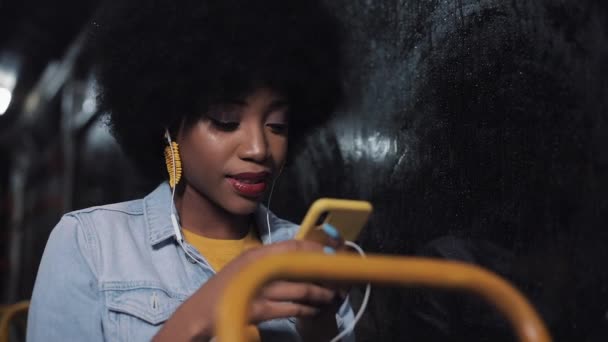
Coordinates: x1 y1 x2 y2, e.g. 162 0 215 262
183 227 263 341
182 228 262 271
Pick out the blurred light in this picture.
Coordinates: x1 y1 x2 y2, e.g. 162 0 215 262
342 131 397 163
0 51 21 116
0 87 11 115
83 98 96 113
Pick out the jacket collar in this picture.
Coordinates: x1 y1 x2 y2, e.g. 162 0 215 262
144 182 176 245
144 182 281 246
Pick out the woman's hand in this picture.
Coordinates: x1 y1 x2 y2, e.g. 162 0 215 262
296 223 349 341
224 239 342 324
153 237 342 342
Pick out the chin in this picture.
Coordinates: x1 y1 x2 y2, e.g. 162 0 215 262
227 196 261 216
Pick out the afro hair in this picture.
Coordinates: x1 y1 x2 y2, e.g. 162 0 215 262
88 0 344 183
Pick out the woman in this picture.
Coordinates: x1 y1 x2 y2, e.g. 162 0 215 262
27 0 354 341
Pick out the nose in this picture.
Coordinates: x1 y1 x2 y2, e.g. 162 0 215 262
238 123 269 163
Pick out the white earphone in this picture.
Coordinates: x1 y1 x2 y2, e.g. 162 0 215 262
165 129 213 271
164 130 184 243
264 163 284 244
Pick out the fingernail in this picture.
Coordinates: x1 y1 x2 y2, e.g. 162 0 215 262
324 246 336 254
322 223 340 239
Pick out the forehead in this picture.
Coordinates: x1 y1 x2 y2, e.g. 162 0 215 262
184 87 291 127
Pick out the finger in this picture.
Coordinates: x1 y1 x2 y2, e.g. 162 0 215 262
228 240 321 270
264 239 326 254
321 223 344 250
260 281 335 304
250 300 321 323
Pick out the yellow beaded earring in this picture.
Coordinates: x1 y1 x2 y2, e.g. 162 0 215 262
164 131 182 188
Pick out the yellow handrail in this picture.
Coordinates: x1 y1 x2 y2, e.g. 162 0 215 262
0 301 29 342
216 253 551 342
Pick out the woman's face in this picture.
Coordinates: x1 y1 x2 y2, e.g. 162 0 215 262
177 88 289 215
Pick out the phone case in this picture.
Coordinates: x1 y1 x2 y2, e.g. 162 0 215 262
295 198 373 243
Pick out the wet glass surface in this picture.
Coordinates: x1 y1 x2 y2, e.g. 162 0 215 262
269 1 608 340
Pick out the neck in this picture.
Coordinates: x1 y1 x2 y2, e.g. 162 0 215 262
175 183 251 239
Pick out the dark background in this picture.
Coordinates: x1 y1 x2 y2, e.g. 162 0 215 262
1 0 607 341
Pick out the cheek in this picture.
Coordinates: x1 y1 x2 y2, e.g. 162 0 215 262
271 136 288 165
179 130 227 177
179 144 208 181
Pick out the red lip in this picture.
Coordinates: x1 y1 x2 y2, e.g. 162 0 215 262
227 172 270 197
231 172 270 181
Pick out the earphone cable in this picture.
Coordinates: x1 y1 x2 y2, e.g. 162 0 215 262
329 240 372 342
166 131 213 270
265 175 279 244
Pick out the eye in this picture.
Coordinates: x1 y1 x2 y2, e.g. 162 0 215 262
267 123 288 135
209 117 239 131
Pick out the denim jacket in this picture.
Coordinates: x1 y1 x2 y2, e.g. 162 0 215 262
27 183 355 341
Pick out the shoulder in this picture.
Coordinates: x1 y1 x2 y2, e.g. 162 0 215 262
66 199 144 220
61 199 145 238
52 199 144 238
47 199 147 273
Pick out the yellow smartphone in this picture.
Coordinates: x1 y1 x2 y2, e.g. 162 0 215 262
295 198 373 244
